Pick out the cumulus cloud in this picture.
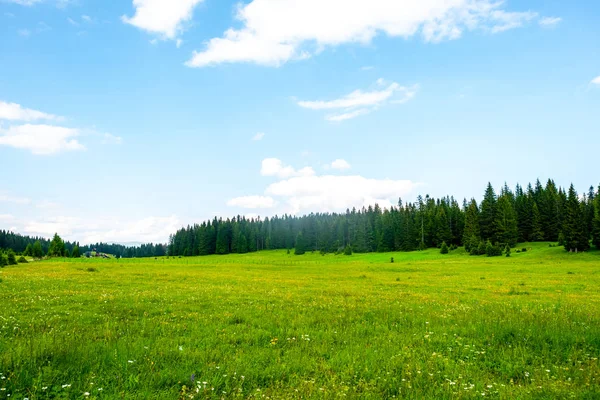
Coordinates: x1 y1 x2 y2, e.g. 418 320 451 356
538 17 562 27
231 159 418 214
227 195 276 209
21 215 180 244
122 0 204 40
261 158 315 178
0 100 63 122
329 159 351 170
186 0 542 67
298 80 417 121
0 124 85 155
591 76 600 86
266 175 417 214
252 132 265 141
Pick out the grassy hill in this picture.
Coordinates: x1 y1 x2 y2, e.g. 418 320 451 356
0 243 598 398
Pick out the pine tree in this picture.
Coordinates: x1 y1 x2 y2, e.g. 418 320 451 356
48 233 66 257
440 241 449 254
563 185 590 252
72 245 80 258
531 203 544 241
463 199 480 252
7 249 17 265
480 183 498 241
436 207 452 248
32 240 44 259
294 231 306 255
593 193 600 249
495 195 518 246
23 243 33 257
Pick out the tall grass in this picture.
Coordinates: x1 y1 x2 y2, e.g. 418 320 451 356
0 243 599 398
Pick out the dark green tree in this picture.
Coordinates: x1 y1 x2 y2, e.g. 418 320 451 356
48 233 66 257
480 183 498 241
531 203 544 241
495 194 518 247
7 249 17 265
463 199 480 252
593 191 600 249
294 231 307 255
72 245 80 258
440 241 449 254
23 243 33 257
32 240 44 259
563 185 590 252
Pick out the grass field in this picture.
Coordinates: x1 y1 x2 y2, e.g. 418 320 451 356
1 243 599 399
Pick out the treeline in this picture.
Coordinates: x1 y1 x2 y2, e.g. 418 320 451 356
0 230 166 258
168 179 600 256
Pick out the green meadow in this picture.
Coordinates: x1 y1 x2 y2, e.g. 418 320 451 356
1 243 599 399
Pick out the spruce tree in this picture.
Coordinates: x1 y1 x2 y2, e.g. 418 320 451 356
480 183 498 242
7 249 17 265
440 241 449 254
495 195 518 246
23 243 33 257
463 199 481 252
294 231 306 255
48 233 66 257
593 193 600 249
436 207 452 248
531 203 544 241
32 240 44 259
563 185 590 252
72 245 80 258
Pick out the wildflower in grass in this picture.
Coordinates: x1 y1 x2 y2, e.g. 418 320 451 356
62 384 71 388
179 346 183 351
84 392 90 396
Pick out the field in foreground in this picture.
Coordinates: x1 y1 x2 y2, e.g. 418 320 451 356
1 244 599 399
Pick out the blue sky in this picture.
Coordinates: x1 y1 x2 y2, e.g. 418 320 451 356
1 0 599 244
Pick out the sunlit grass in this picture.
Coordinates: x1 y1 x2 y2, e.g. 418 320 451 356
1 243 599 398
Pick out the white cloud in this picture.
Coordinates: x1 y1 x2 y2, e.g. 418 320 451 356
361 66 374 71
0 214 16 221
5 12 16 17
266 175 417 214
0 101 63 122
20 215 180 244
252 132 265 141
176 38 183 48
81 14 92 23
186 0 541 67
101 133 123 145
18 29 31 37
591 76 600 86
0 194 31 205
261 158 315 179
122 0 204 40
227 195 276 209
0 124 85 155
67 17 79 26
330 159 351 170
539 17 562 27
298 80 417 121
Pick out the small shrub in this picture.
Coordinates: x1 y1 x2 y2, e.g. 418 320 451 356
343 245 353 256
17 256 28 263
440 241 449 254
395 277 400 281
486 241 502 257
390 257 394 263
7 250 17 265
505 245 511 257
286 249 290 255
86 267 98 272
521 248 527 253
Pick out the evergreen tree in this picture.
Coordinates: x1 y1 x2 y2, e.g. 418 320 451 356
23 243 33 257
32 240 44 259
7 249 17 265
563 185 590 252
495 194 518 246
294 231 306 255
462 199 480 252
531 203 544 241
72 245 80 258
435 207 452 248
440 241 449 254
48 233 66 257
593 192 600 249
480 183 498 241
0 253 6 267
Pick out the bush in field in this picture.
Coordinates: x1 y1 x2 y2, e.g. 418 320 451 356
440 241 449 254
17 256 28 263
485 241 502 257
344 245 353 256
7 249 18 265
505 245 511 257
